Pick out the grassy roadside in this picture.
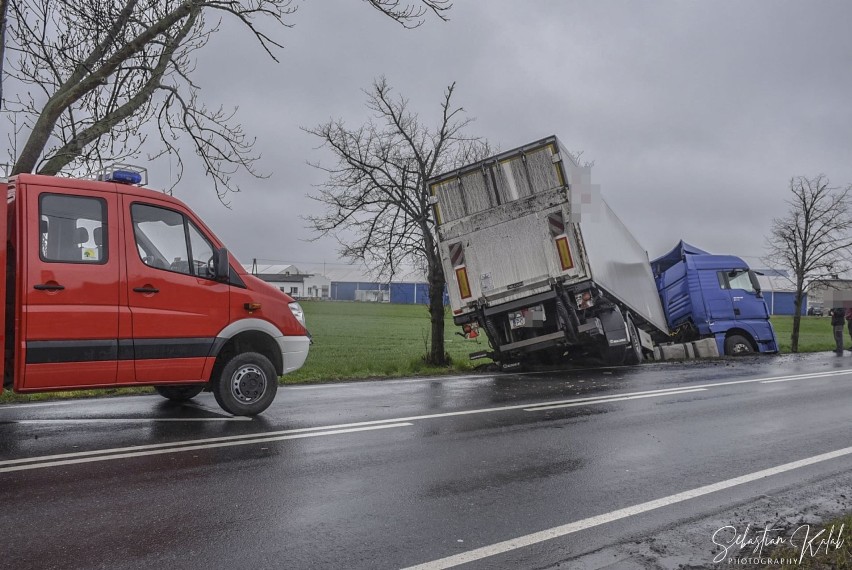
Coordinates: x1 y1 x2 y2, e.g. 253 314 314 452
0 301 490 403
0 309 840 404
744 513 851 569
770 315 837 353
282 300 488 383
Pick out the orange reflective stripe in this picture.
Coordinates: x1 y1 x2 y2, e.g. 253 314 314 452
555 236 574 271
456 266 472 299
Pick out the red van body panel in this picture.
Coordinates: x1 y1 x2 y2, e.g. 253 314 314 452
22 179 122 389
2 173 310 405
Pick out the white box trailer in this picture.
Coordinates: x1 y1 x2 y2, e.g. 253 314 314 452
429 135 669 365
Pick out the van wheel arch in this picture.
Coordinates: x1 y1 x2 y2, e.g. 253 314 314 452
210 330 284 383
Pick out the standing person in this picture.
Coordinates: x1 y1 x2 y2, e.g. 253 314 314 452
830 307 845 355
845 306 852 350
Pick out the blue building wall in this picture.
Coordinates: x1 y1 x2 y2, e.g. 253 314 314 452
330 282 387 301
763 291 807 315
331 281 447 304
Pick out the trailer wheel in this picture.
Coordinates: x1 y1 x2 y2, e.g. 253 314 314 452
724 334 754 356
154 385 204 402
213 352 278 416
624 314 643 365
600 343 626 366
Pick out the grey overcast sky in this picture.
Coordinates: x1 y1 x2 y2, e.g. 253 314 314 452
147 1 852 271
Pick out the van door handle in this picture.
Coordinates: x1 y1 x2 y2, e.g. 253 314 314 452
34 283 65 291
133 286 160 294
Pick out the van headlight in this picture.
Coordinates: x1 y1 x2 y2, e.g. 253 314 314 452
288 302 306 327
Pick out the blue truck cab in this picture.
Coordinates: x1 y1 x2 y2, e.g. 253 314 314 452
652 241 779 356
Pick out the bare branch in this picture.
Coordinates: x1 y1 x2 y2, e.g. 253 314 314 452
764 174 852 352
305 77 489 364
362 0 451 28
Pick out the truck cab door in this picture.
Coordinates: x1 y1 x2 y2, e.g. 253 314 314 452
22 187 120 389
723 269 768 320
699 270 736 321
123 198 229 384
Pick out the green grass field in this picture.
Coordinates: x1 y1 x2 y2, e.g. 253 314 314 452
0 301 489 402
770 315 838 353
285 300 489 383
0 305 840 403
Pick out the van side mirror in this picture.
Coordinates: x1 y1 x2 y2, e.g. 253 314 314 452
213 247 230 281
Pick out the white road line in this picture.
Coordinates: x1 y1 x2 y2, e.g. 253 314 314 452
0 395 156 409
0 387 721 468
285 375 486 390
282 365 637 390
0 423 413 474
4 370 848 468
524 388 707 411
4 368 850 470
401 444 852 570
11 418 253 423
761 370 852 384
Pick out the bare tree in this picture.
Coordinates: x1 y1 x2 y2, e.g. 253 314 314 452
0 0 450 199
0 0 8 104
305 77 489 365
765 174 852 352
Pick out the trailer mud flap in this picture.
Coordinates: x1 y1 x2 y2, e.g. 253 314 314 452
599 307 629 347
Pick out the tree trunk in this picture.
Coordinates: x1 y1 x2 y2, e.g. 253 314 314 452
791 288 804 353
0 0 8 105
425 252 447 366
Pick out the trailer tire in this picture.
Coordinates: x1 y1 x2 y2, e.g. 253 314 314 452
155 385 204 402
624 314 643 365
600 343 626 366
724 334 754 356
213 352 278 416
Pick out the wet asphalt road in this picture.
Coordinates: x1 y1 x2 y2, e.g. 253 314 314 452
1 353 852 569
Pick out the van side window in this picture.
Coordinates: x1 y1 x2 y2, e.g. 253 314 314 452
187 221 215 279
131 203 215 278
39 194 108 264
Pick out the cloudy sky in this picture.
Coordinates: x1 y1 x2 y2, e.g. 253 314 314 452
37 1 852 273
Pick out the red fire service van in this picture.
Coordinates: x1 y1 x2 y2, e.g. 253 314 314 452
0 167 310 416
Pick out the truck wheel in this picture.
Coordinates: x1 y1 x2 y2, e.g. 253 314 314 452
600 343 626 366
530 348 564 366
213 352 278 416
724 334 754 356
624 315 643 365
155 385 204 402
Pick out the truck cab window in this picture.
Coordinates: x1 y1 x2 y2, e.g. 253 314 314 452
39 194 108 264
131 203 215 279
720 269 757 294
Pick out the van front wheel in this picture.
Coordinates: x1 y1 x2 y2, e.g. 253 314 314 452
213 352 278 416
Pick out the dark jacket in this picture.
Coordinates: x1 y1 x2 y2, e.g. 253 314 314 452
831 308 845 326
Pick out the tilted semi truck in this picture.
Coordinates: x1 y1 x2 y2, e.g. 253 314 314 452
429 136 668 366
652 241 778 356
430 136 779 366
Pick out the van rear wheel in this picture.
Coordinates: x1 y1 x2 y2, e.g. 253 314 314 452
213 352 278 416
155 385 204 402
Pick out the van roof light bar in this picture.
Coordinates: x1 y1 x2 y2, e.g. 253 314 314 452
97 164 147 186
